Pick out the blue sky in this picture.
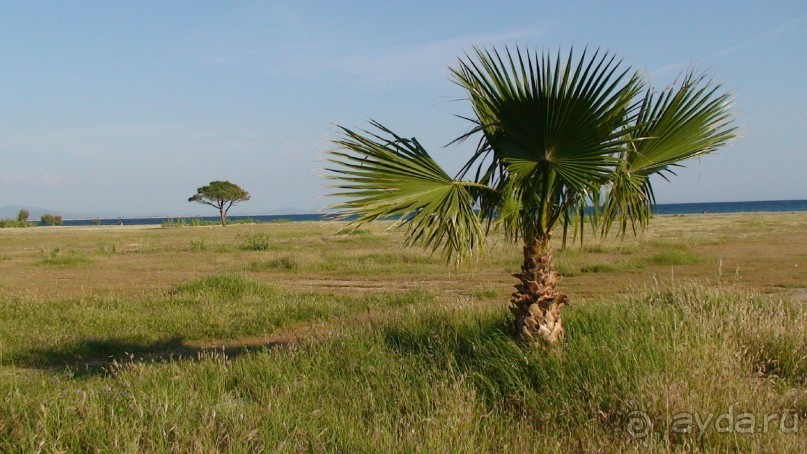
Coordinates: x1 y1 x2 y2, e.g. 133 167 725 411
1 1 805 216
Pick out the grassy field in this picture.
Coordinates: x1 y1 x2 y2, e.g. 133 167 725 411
0 212 805 452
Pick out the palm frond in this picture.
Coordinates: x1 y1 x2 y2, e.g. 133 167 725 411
325 46 736 260
629 71 736 176
450 46 643 238
327 121 489 262
601 71 736 235
599 163 654 237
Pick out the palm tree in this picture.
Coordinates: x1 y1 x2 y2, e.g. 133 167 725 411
326 46 735 345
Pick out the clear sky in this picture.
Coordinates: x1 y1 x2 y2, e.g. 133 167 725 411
1 1 805 217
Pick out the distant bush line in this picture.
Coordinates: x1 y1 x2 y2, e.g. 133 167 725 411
0 209 37 228
161 217 256 228
0 219 36 228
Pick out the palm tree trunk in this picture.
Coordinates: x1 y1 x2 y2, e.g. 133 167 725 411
510 234 567 345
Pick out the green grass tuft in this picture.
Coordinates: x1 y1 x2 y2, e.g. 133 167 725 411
190 238 207 251
643 249 702 266
38 249 91 266
170 273 273 300
242 232 274 251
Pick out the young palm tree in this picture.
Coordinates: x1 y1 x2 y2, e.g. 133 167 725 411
327 46 735 345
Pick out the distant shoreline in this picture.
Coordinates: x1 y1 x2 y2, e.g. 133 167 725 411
4 212 804 233
63 199 807 225
5 199 807 227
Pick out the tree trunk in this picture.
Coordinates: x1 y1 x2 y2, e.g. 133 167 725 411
510 234 567 345
219 206 226 226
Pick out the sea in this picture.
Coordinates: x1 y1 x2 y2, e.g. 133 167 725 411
58 199 807 227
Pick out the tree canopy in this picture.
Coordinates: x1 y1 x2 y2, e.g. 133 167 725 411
40 214 63 226
188 180 250 226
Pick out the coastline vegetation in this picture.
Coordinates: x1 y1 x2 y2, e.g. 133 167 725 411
0 213 804 451
161 217 255 228
0 218 35 228
40 213 64 226
0 209 36 228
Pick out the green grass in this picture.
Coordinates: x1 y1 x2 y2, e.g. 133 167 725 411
555 240 703 275
315 249 443 275
162 217 256 228
169 273 273 299
642 249 702 266
335 227 374 236
242 232 274 251
470 284 501 299
0 272 433 368
0 282 803 451
0 214 805 451
37 249 92 266
189 238 207 251
554 248 631 276
161 217 194 228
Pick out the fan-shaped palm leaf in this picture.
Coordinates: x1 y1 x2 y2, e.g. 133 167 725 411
601 72 736 235
327 121 488 262
451 46 644 239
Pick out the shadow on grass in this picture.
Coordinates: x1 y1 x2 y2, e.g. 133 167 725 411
14 336 289 378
